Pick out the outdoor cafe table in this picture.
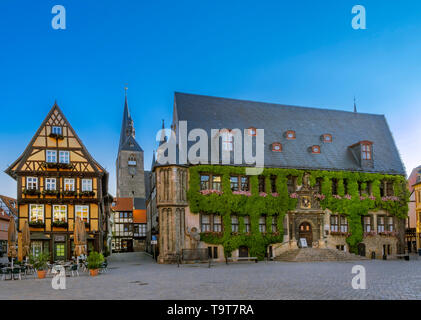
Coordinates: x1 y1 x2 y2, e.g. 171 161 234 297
1 267 21 280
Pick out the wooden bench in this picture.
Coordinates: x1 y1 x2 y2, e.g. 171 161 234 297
226 257 258 264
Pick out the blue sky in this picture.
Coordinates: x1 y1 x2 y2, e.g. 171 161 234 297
1 0 421 198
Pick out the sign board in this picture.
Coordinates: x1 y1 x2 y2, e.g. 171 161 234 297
151 240 158 245
152 235 157 241
299 238 308 248
54 235 66 242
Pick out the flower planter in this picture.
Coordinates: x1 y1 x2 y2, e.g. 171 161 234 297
37 270 47 279
89 269 99 277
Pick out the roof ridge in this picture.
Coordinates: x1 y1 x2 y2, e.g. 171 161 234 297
174 92 384 117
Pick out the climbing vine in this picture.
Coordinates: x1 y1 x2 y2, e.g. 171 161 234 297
187 165 409 258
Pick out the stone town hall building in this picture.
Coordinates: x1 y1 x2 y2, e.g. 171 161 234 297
149 92 408 264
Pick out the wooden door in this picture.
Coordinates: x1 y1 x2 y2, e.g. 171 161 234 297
239 246 249 257
298 222 313 247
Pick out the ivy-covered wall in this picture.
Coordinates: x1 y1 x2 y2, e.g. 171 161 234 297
187 165 409 259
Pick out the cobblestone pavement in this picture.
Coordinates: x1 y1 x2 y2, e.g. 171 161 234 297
1 252 421 300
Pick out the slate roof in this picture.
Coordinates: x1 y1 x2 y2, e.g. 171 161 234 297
171 92 405 175
119 96 143 152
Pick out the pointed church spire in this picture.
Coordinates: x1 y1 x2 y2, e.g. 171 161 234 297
151 150 156 168
119 87 136 150
354 96 357 113
159 119 167 146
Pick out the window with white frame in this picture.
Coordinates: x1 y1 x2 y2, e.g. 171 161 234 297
45 178 56 191
26 177 38 190
64 179 75 191
59 151 70 164
53 205 67 222
221 130 233 151
75 205 89 222
46 150 57 163
52 126 62 135
31 241 43 257
29 204 44 222
82 179 93 192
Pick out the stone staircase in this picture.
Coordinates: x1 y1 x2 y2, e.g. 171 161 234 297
274 248 367 262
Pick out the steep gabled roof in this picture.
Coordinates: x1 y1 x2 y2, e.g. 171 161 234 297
172 92 406 175
5 102 108 180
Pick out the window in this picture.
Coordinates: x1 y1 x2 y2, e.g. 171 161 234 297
213 215 222 232
212 175 222 191
221 130 233 151
311 145 321 154
30 204 44 222
287 176 295 194
378 216 385 232
361 143 372 160
200 214 211 232
82 179 92 192
330 215 339 232
75 205 89 222
231 216 239 233
248 127 257 136
136 224 147 237
230 176 239 191
59 151 70 164
26 177 38 190
230 175 249 192
64 179 75 191
200 175 210 190
271 216 277 232
259 216 266 233
340 216 348 233
53 205 67 222
272 143 282 152
363 216 372 232
31 241 43 257
286 130 296 140
387 217 394 231
52 126 62 135
46 150 57 163
322 134 332 143
45 178 56 191
332 179 338 195
270 175 277 193
128 154 137 166
258 176 265 193
244 216 251 233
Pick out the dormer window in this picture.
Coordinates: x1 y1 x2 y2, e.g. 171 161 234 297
311 145 321 154
285 130 296 140
52 126 62 135
248 127 257 136
362 143 372 160
272 143 282 152
128 154 137 166
322 134 332 143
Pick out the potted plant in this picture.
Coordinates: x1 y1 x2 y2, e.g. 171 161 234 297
87 251 104 276
33 252 50 279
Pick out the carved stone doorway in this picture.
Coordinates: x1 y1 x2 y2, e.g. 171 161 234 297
298 222 313 247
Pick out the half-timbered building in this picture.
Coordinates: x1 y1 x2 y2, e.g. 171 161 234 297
5 103 111 261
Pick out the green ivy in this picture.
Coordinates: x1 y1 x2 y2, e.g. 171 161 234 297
187 165 409 258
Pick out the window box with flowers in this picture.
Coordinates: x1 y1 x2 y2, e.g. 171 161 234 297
29 220 45 228
364 231 377 237
199 190 223 196
79 191 95 197
62 190 78 197
52 221 68 228
330 231 350 236
42 190 60 196
378 231 397 237
23 188 41 196
48 133 64 140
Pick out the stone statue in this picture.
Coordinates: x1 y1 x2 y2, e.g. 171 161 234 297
302 172 310 189
186 227 201 249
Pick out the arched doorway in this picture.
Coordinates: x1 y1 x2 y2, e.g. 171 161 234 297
358 243 366 257
239 246 249 257
298 222 313 247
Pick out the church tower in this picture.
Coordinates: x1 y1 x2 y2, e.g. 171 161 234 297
116 91 145 198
